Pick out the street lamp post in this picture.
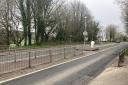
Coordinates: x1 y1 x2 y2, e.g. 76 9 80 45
69 35 72 45
83 31 87 47
83 16 87 49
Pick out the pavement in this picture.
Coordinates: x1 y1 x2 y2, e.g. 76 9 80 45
88 57 128 85
0 42 127 85
88 67 128 85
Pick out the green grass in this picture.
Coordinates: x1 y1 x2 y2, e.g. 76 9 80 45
20 41 83 49
17 41 114 48
0 41 114 50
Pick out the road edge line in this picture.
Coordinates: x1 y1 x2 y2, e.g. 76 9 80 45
0 44 120 84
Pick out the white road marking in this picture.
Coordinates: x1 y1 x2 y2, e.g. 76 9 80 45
0 44 120 84
39 53 107 85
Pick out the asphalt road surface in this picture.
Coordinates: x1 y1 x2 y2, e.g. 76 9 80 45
1 42 128 85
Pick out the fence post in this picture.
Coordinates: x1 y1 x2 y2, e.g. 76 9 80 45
118 52 121 67
35 51 37 59
118 51 125 67
64 48 66 59
122 51 125 62
74 47 76 57
49 49 52 63
9 47 11 55
28 52 31 68
82 45 84 55
14 49 16 62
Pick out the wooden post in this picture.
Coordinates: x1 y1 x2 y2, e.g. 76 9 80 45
49 49 52 63
14 49 16 62
64 48 66 59
118 51 125 67
28 52 31 68
74 47 76 57
35 51 37 59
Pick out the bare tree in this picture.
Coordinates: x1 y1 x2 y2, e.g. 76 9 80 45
106 24 117 42
55 0 88 42
0 0 17 45
118 0 128 34
30 0 65 44
0 0 101 46
17 0 33 46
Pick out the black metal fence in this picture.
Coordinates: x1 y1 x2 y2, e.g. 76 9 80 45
118 48 128 67
0 46 84 74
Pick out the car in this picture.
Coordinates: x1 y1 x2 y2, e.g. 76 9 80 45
115 41 121 43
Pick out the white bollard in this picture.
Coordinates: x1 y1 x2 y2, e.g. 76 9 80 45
91 41 95 48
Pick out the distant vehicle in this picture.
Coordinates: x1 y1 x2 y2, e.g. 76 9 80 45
115 41 120 43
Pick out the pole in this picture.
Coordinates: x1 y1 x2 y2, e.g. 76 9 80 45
64 47 66 59
84 36 86 49
28 52 31 68
49 49 52 63
83 16 87 50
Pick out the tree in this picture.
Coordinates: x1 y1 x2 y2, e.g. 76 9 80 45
17 0 32 46
0 0 101 46
0 0 21 45
26 0 32 45
0 0 12 45
18 0 28 46
31 0 65 44
118 0 128 35
106 24 117 42
86 20 100 41
85 10 101 41
0 0 25 46
54 0 88 42
115 32 128 41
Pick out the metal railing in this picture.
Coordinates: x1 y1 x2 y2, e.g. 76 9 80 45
0 45 84 74
118 48 127 67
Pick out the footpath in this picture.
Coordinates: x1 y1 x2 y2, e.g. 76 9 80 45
88 57 128 85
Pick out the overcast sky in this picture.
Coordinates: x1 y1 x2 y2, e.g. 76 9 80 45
80 0 124 31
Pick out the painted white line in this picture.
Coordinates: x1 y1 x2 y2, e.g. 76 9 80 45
0 44 120 84
40 52 108 85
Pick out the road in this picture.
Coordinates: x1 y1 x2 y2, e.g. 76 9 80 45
0 42 128 85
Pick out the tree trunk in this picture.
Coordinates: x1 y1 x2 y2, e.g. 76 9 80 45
27 0 32 46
